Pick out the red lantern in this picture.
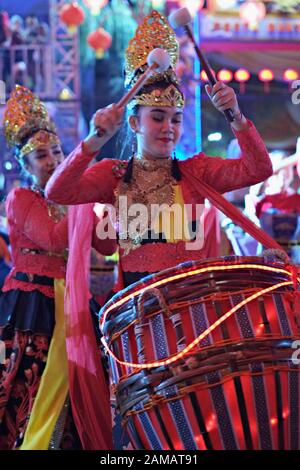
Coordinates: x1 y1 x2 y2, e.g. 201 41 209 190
268 23 275 33
217 69 233 83
234 68 250 94
60 2 85 33
87 28 112 58
239 1 266 31
234 23 240 33
258 69 274 93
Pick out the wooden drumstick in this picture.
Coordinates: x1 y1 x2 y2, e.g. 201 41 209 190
169 7 235 124
96 48 171 137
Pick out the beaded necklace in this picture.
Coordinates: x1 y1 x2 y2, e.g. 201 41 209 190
115 156 177 254
30 184 67 223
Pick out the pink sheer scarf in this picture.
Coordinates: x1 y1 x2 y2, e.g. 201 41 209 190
65 203 112 450
181 166 282 251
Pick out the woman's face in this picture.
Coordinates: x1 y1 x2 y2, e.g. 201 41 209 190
25 143 64 188
131 106 183 159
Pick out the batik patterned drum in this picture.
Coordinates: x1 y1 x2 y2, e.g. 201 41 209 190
100 256 300 450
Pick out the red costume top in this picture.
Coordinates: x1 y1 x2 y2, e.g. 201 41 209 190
46 121 272 279
3 187 68 297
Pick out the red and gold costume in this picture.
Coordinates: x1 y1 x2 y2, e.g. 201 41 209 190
3 187 67 297
45 11 273 450
0 87 113 450
46 122 272 286
0 86 75 450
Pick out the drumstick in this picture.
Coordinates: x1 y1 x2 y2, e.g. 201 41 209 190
96 48 171 137
169 7 235 123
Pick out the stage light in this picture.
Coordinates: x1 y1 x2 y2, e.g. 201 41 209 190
4 161 12 171
217 69 233 83
178 0 205 16
283 69 299 82
239 1 266 31
83 0 108 16
235 69 250 82
208 132 222 142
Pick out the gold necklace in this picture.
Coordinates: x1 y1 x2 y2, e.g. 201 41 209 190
115 156 176 254
30 184 67 223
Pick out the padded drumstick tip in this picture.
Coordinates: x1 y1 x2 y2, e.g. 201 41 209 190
147 48 170 73
168 7 192 29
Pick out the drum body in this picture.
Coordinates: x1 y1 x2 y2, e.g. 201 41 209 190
101 256 300 450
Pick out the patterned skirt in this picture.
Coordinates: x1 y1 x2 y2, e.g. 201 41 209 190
0 284 81 450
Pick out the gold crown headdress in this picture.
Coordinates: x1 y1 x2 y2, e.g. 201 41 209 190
3 85 60 158
125 10 185 109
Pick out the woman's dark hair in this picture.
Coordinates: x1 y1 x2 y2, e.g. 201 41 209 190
121 75 183 183
15 149 31 181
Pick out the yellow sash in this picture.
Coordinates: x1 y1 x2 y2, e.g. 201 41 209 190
21 279 68 450
154 185 191 242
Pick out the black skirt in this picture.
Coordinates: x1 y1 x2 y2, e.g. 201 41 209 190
0 274 55 336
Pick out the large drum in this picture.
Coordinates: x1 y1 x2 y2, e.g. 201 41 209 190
100 256 300 450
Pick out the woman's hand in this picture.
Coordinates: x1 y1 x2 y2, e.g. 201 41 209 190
83 104 124 154
205 81 248 131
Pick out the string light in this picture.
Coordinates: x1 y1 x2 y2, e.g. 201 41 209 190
101 280 293 369
234 68 251 94
100 261 298 370
217 69 233 83
100 263 292 328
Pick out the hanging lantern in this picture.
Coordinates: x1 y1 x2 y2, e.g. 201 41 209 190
217 69 233 83
59 87 73 100
258 69 274 93
60 2 85 33
284 69 299 91
234 68 250 94
83 0 108 16
268 23 275 33
234 23 240 33
239 1 266 31
178 0 205 16
87 28 112 58
283 69 299 82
